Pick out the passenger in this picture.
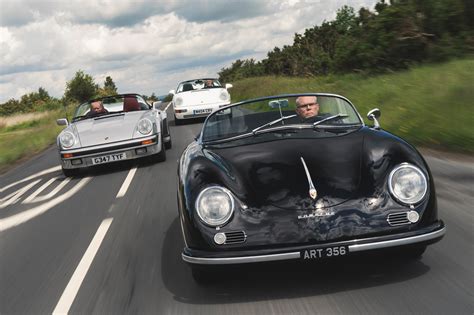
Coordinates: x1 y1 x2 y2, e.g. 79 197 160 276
295 96 319 120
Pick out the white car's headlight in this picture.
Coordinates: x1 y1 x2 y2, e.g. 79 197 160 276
175 97 183 106
388 163 427 205
195 186 235 226
137 118 153 135
220 91 229 101
60 131 75 148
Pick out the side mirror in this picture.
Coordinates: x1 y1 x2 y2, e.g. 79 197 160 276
56 118 69 126
367 108 381 129
225 83 233 90
169 89 176 95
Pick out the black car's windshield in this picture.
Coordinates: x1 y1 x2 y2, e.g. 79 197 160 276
201 94 362 144
73 95 150 121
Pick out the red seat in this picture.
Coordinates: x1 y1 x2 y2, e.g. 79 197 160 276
124 97 140 112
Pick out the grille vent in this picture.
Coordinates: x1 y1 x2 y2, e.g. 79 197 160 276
224 231 247 244
387 212 410 226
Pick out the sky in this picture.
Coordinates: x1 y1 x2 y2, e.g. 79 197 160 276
0 0 377 103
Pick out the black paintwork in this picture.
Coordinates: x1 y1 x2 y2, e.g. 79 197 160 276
177 98 439 253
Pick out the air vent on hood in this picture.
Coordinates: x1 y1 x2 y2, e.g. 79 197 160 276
224 231 247 244
387 212 410 226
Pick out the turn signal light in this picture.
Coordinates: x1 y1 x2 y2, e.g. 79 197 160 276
63 153 73 158
141 139 153 145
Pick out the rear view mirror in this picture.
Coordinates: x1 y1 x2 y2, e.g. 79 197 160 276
56 118 69 126
269 99 289 109
367 108 381 129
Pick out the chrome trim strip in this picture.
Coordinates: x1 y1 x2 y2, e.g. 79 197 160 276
349 227 445 252
182 252 300 265
61 142 158 160
182 226 445 265
300 157 317 199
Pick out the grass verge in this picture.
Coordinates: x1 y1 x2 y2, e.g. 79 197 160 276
230 58 474 153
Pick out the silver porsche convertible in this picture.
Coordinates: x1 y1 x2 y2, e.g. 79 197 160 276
56 94 171 177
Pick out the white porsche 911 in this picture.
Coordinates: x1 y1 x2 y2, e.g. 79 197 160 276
169 78 232 125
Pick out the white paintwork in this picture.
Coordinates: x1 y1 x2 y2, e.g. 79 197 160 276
0 180 41 209
0 165 61 193
22 177 71 204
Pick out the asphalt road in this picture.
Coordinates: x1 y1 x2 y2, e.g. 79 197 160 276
1 105 473 314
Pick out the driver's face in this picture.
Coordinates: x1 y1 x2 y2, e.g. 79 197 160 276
295 96 319 118
91 102 102 112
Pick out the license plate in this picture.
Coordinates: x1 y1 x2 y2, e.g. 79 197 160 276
92 153 126 165
193 108 212 115
301 245 348 260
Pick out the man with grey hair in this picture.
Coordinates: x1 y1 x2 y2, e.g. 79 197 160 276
295 95 320 120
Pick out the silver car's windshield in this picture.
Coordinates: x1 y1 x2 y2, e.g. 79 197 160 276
72 95 150 121
201 94 362 144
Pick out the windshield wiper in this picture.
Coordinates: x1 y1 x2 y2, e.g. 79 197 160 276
313 114 348 127
252 114 297 134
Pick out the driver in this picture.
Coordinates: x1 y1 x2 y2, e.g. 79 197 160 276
86 100 108 118
295 96 320 121
204 79 214 88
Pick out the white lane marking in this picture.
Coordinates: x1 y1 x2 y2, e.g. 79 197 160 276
0 180 41 209
22 177 58 204
116 167 137 198
53 218 113 315
0 177 91 232
164 102 172 111
22 177 71 204
0 165 61 193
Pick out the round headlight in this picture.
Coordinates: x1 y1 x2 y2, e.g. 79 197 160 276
137 118 152 135
195 186 234 226
219 91 229 101
175 97 183 106
60 131 75 148
388 163 428 205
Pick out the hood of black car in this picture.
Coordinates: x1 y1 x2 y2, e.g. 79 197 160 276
203 135 363 210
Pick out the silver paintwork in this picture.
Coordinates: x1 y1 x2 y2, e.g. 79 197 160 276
182 226 446 264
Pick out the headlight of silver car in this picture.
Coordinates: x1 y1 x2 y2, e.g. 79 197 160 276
219 91 229 101
195 186 234 226
137 118 153 135
60 131 75 148
175 96 183 106
388 163 427 205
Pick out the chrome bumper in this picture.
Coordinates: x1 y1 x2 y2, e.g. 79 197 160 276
182 221 445 265
60 135 162 169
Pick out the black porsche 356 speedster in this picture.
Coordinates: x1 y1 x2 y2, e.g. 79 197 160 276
177 93 445 281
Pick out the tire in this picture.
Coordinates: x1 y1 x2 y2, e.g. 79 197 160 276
165 138 172 150
174 115 182 126
191 266 214 285
153 136 166 162
62 167 78 177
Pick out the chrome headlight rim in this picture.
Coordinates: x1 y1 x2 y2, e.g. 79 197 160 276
219 90 229 101
388 163 428 205
60 131 75 148
195 185 235 227
137 118 153 135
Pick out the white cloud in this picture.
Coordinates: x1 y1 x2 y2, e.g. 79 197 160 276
0 0 377 103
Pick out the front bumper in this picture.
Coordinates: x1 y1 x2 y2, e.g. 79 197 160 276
182 220 445 265
60 135 161 169
175 102 230 120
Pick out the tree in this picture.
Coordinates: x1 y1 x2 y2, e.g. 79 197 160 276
64 70 97 103
104 76 117 94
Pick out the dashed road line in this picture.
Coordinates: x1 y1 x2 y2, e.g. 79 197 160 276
116 167 137 198
52 217 113 315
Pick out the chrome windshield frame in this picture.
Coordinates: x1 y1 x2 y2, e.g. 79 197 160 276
198 93 365 145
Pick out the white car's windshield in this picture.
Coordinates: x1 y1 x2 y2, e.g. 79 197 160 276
177 79 222 93
73 95 150 121
201 94 362 144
